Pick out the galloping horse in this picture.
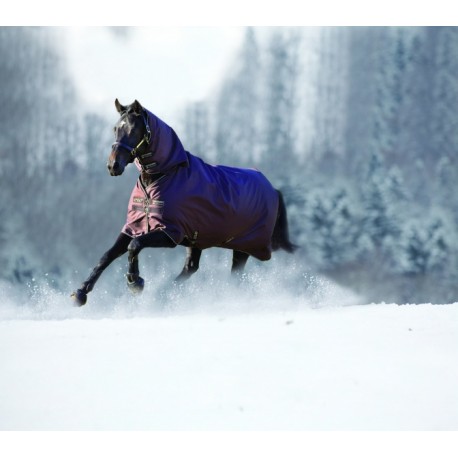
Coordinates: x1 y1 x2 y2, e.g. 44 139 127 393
71 99 296 306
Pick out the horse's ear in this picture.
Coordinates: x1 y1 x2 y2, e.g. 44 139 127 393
115 98 126 114
132 99 143 115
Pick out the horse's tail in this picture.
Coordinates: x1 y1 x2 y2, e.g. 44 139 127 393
271 190 299 254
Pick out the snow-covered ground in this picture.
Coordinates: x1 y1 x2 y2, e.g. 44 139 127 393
1 268 457 431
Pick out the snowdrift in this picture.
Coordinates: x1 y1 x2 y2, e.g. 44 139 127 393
0 261 457 430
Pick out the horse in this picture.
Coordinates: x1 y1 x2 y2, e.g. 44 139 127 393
71 99 296 306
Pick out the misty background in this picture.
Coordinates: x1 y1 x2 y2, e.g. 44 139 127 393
0 26 457 304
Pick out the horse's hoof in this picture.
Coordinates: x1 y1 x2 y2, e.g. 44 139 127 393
127 275 144 294
71 289 87 307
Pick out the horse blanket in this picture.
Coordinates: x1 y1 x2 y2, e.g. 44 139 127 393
122 109 279 261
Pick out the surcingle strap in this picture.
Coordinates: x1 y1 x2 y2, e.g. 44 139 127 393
131 204 164 215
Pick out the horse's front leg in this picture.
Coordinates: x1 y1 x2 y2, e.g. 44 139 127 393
126 230 176 293
71 233 132 306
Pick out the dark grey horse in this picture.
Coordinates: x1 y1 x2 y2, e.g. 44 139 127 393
71 100 296 306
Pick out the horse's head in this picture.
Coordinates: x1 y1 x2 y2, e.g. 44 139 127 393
107 99 150 176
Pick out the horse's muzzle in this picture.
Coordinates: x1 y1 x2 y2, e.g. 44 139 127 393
107 159 125 176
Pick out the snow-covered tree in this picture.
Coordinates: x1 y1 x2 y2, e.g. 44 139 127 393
299 185 365 268
393 214 452 276
260 29 301 180
183 101 211 158
214 27 261 167
361 151 405 247
431 27 458 160
311 27 349 162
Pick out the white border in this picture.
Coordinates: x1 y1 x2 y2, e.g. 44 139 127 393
1 431 458 458
2 1 457 26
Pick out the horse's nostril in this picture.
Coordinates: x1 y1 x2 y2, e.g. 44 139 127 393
112 161 120 171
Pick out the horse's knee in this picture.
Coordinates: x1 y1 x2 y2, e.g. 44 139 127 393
127 238 142 256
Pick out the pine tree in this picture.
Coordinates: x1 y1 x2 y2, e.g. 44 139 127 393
435 155 458 217
261 29 301 181
431 27 458 159
369 27 408 164
361 151 402 247
394 214 451 275
344 27 380 175
300 185 364 269
184 101 211 158
214 27 260 167
311 27 349 162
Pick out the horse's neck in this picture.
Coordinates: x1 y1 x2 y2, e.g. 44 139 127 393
140 171 164 188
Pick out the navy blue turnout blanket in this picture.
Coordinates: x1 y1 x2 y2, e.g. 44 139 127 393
122 109 279 261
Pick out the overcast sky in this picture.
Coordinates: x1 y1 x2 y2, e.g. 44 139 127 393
64 27 245 124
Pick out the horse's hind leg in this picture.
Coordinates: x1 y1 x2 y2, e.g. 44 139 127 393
175 246 202 282
231 250 249 275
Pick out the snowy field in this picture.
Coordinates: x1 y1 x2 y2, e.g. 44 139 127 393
1 265 457 432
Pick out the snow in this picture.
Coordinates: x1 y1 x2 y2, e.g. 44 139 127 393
1 277 457 430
